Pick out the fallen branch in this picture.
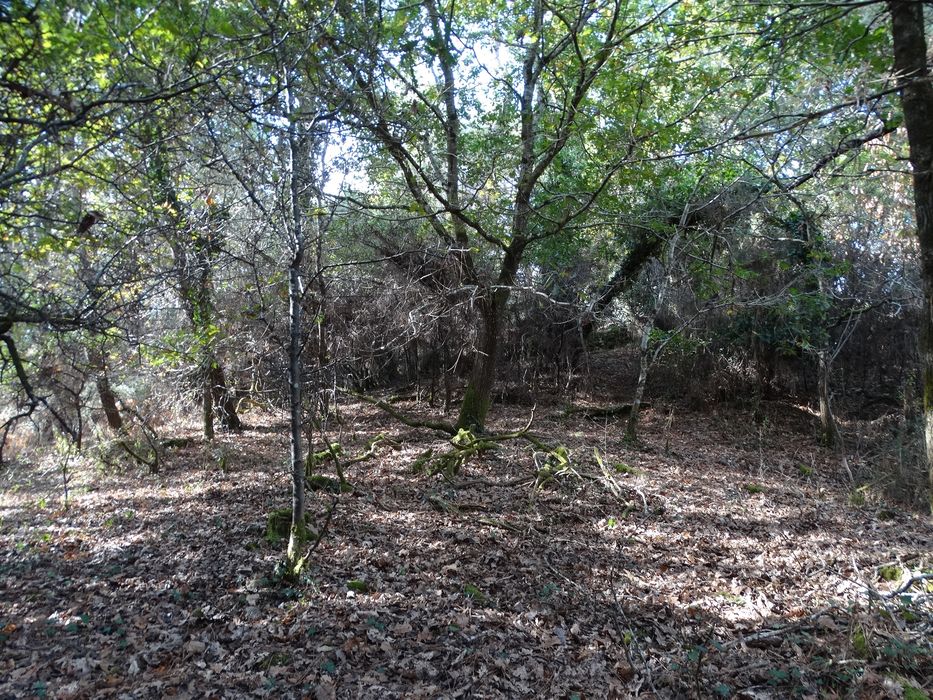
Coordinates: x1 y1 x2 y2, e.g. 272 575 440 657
446 474 537 489
417 410 544 477
306 432 389 482
594 449 649 513
340 388 456 435
426 493 487 514
477 516 523 533
883 572 933 599
161 437 195 449
344 433 391 466
483 406 553 451
564 402 649 420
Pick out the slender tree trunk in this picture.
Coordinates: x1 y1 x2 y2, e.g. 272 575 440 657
202 365 214 441
286 242 305 563
889 1 933 513
284 69 310 569
803 213 837 448
817 350 836 447
625 234 678 442
625 318 653 442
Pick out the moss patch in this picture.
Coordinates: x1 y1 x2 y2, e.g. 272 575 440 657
307 474 353 493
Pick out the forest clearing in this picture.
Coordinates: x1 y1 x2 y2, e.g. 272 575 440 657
3 0 933 697
2 390 931 698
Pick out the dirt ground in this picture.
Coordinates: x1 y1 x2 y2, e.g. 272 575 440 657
1 398 931 699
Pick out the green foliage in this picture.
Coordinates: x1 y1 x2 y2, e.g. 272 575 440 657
726 288 832 357
538 582 558 600
648 328 706 358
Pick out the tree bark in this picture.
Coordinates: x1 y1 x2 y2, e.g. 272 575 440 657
625 318 653 442
889 1 933 513
342 0 622 432
457 297 504 430
89 348 123 432
457 244 523 431
283 67 311 569
208 360 242 431
625 231 678 442
582 231 663 346
202 370 214 441
96 373 123 432
817 350 836 447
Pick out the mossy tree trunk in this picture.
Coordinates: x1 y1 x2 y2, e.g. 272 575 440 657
457 299 501 431
457 244 523 431
146 127 241 440
889 0 933 513
202 368 214 441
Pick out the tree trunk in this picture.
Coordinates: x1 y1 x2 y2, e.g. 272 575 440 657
286 244 305 564
146 129 241 439
89 349 123 432
889 1 933 513
625 318 653 442
625 237 677 442
208 360 242 431
817 350 836 447
456 240 525 430
457 297 503 430
580 230 663 350
202 368 214 441
96 373 123 432
284 68 310 569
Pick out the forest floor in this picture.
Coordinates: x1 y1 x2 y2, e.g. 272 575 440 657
1 396 931 699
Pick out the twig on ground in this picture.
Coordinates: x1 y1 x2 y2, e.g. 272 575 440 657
339 388 457 435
